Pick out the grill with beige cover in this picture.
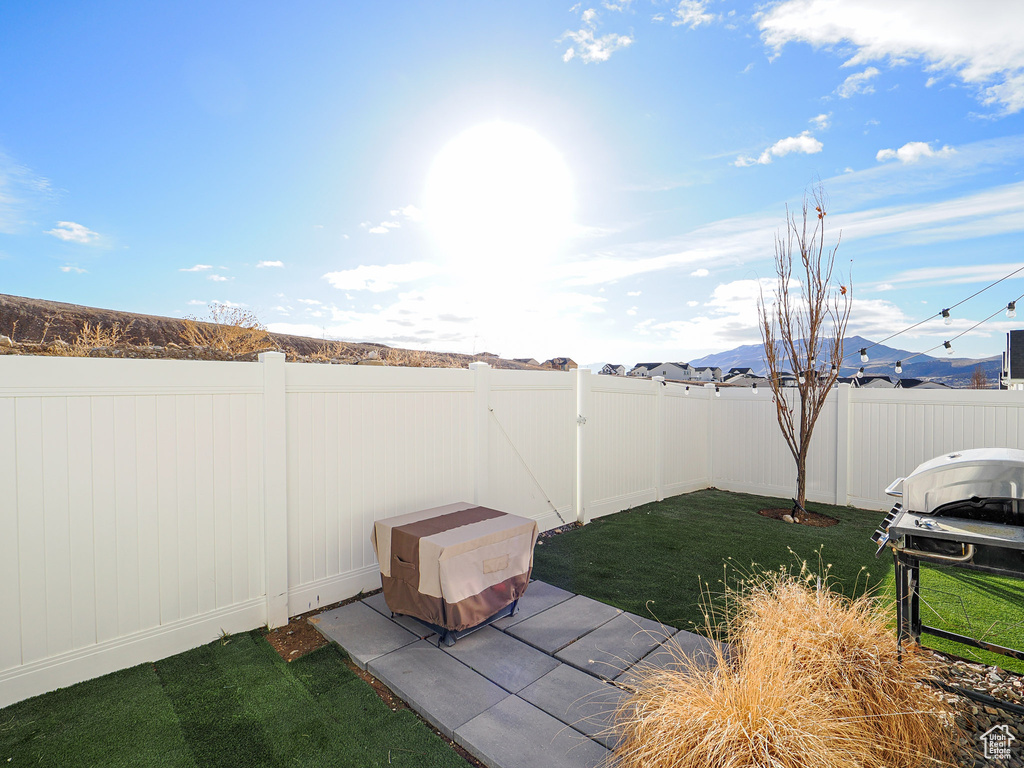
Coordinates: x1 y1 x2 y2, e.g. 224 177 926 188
371 502 539 645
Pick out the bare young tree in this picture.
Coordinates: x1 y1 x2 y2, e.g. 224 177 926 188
759 186 852 521
969 365 988 389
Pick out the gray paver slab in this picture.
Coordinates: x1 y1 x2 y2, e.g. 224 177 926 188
615 629 729 686
519 663 626 749
309 601 418 670
361 591 436 638
506 595 622 654
492 580 574 630
367 640 510 739
455 695 609 768
442 626 561 693
556 612 677 680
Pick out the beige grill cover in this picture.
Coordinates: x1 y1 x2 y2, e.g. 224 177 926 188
371 503 539 632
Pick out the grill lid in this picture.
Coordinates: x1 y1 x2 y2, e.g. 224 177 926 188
896 448 1024 515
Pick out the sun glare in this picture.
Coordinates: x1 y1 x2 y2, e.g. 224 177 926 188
424 121 575 284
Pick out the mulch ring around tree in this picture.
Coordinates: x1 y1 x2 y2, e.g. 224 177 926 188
758 507 840 527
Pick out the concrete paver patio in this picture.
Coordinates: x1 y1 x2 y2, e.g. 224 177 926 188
312 582 716 768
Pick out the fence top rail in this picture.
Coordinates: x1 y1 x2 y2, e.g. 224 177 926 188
0 355 263 397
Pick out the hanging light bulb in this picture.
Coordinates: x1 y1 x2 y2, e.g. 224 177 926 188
895 360 903 374
856 367 864 379
944 340 953 355
797 371 806 385
752 381 758 394
1008 301 1017 319
830 364 837 376
684 386 690 395
714 385 721 398
859 348 869 363
941 308 952 325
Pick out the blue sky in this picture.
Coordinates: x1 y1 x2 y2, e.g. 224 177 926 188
3 1 1024 365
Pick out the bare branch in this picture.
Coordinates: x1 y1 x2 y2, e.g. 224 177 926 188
757 183 852 516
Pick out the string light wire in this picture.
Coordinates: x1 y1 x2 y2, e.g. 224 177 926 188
837 263 1024 365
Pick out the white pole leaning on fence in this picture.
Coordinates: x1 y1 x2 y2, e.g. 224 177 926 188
260 352 289 628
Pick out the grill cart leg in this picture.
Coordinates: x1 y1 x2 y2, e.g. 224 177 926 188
895 551 921 649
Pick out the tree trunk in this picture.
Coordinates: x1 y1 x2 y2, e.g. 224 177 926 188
795 452 808 520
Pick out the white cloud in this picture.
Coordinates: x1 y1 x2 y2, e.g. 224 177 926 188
46 221 99 243
256 260 284 268
758 0 1024 114
208 274 230 282
875 262 1024 289
556 176 1024 289
835 67 880 98
562 8 634 63
640 279 778 351
298 298 322 305
390 204 424 222
368 220 401 234
690 267 709 277
810 112 831 130
876 141 956 163
671 0 714 29
187 300 207 305
626 290 641 296
735 131 823 166
180 264 213 272
323 262 439 292
626 306 638 315
603 0 634 11
0 153 53 234
59 265 86 274
687 300 700 307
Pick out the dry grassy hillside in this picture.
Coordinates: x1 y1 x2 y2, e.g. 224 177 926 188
0 293 542 369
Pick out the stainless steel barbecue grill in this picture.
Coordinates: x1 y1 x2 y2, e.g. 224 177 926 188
872 448 1024 662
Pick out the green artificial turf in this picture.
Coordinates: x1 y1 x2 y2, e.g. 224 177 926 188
0 632 466 768
532 488 1024 673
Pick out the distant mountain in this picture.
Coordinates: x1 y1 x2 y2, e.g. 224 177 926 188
687 335 1000 388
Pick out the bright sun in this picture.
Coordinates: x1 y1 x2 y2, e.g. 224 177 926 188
424 121 575 283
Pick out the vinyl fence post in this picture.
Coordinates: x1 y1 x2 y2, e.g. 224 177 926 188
470 363 491 507
575 368 591 525
835 383 851 506
653 376 665 501
260 351 289 628
705 383 716 488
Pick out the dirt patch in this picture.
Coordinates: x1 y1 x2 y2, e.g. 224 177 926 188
263 617 330 661
758 507 839 527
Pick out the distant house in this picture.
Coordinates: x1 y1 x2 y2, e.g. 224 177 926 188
734 375 768 389
543 357 577 371
691 366 723 382
513 358 540 366
895 378 949 389
725 367 755 382
646 362 694 380
600 363 626 376
475 352 499 359
628 363 661 377
857 375 894 389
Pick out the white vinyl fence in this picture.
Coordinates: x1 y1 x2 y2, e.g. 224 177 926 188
3 354 1024 707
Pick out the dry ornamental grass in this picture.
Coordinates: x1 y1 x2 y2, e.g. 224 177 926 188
180 303 274 355
616 567 959 768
